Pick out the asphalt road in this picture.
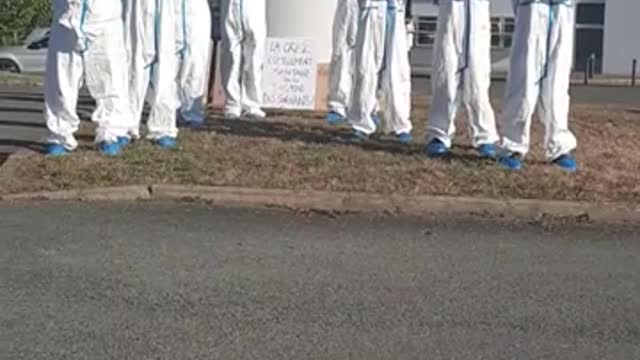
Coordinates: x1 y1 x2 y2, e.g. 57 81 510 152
0 80 639 155
1 203 639 359
0 85 99 155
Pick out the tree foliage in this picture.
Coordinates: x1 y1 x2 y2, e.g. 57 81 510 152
0 0 51 45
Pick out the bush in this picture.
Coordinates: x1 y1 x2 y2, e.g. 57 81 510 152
0 0 51 45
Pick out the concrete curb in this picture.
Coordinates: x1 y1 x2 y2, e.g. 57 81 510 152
149 185 640 224
1 183 639 223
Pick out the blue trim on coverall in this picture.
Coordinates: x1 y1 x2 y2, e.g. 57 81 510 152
380 0 397 75
453 0 471 77
79 0 89 52
145 0 161 86
178 0 188 59
514 0 572 85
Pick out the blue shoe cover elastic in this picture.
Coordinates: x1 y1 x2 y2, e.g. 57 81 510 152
326 111 346 125
552 154 577 172
45 143 69 156
477 143 497 158
155 136 177 149
497 154 523 171
425 139 449 158
397 132 413 144
117 136 131 147
99 141 122 157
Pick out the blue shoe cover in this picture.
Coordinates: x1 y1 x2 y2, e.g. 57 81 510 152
117 136 130 147
425 139 449 158
397 132 413 144
155 136 177 149
45 143 69 156
552 154 577 172
99 141 122 157
477 143 497 158
497 153 523 171
326 111 346 125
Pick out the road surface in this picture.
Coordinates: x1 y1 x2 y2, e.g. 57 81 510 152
1 203 639 359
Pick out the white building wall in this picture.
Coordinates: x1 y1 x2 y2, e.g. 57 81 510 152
603 0 640 75
266 0 337 63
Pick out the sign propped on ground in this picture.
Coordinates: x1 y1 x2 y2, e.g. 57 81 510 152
262 37 317 110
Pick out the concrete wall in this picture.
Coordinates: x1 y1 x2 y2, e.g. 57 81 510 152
603 0 640 75
265 0 339 110
266 0 337 63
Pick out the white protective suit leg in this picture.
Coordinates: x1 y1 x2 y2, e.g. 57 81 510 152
427 0 498 148
124 0 179 140
500 0 577 160
351 0 412 136
221 0 266 116
45 0 130 149
176 0 212 123
327 0 359 117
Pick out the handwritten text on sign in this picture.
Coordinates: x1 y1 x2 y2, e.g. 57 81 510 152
263 38 317 110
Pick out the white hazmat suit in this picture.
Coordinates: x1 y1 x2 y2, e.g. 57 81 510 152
350 0 413 138
176 0 212 125
327 0 359 121
45 0 130 152
427 0 498 150
220 0 267 118
123 0 179 141
500 0 577 162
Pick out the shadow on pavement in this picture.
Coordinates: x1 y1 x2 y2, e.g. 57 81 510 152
0 138 45 153
0 107 43 115
0 119 45 128
0 92 95 107
0 93 44 103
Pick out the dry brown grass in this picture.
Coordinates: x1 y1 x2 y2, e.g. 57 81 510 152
1 99 639 203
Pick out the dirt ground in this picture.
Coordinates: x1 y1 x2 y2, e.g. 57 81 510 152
1 99 640 203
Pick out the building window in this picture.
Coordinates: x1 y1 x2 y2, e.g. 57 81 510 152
577 4 605 25
415 16 438 47
491 17 515 49
413 16 515 49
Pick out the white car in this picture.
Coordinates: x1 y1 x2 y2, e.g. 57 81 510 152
0 28 49 74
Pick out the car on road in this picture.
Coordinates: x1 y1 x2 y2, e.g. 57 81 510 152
0 28 49 74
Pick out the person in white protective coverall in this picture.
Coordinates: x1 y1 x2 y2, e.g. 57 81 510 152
326 0 359 125
497 0 578 171
328 0 414 127
123 0 180 149
425 0 499 158
45 0 131 156
220 0 267 119
175 0 212 127
349 0 413 144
